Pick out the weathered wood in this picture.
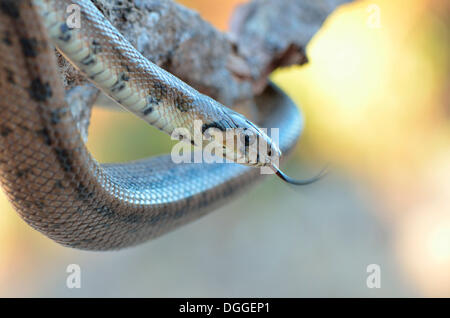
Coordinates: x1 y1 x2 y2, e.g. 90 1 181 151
61 0 352 107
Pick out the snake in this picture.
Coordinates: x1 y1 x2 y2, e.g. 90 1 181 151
0 0 320 250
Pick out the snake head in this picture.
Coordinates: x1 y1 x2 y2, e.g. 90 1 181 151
202 107 325 186
202 108 281 168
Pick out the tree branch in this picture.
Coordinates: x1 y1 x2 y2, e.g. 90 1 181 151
62 0 351 107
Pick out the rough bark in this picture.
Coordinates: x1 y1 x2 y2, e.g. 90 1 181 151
230 0 351 94
61 0 352 108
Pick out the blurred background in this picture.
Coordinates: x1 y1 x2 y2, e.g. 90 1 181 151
0 0 449 297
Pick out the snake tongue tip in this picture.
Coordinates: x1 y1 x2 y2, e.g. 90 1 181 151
272 164 327 186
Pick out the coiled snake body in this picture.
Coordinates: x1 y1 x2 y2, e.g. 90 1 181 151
0 0 303 250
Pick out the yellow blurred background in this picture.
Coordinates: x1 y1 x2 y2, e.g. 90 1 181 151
0 0 448 297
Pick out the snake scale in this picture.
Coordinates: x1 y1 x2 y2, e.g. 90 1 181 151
0 0 304 250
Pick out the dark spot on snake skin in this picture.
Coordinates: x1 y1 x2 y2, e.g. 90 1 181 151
60 22 70 32
37 128 51 145
15 123 30 132
174 94 193 112
92 205 142 225
173 209 186 219
58 23 71 42
149 81 167 101
142 106 153 116
91 40 101 54
184 195 193 207
110 74 127 92
124 214 143 224
50 109 67 125
222 183 234 198
4 67 15 84
0 125 12 137
80 53 96 66
0 0 20 19
76 183 93 201
19 37 38 57
34 200 45 210
147 95 160 106
112 83 125 93
49 222 61 230
201 121 226 134
69 241 81 248
16 168 29 178
197 192 210 209
3 31 12 46
121 73 129 82
70 238 95 248
89 69 105 80
54 148 73 172
101 222 112 230
54 180 64 190
111 48 130 72
148 213 162 225
94 205 115 219
29 78 52 102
